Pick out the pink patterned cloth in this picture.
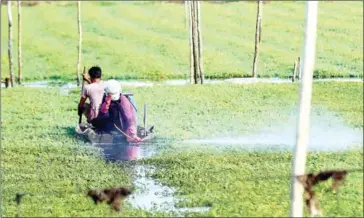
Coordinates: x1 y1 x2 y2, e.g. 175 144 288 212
119 95 139 142
99 94 141 143
100 95 112 114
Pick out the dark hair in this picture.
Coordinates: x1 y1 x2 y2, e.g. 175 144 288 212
88 66 102 79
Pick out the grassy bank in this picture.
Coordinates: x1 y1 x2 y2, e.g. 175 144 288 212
1 82 363 216
1 1 363 81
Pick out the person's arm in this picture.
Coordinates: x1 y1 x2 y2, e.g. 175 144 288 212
100 94 112 115
83 73 91 84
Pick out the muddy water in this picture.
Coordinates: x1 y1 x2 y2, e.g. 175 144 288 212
92 139 211 216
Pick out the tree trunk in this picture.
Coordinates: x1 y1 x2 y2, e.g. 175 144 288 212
196 1 204 84
252 0 263 78
188 1 194 84
8 1 14 87
17 0 22 84
76 1 82 87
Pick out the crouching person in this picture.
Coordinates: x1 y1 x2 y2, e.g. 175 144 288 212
99 80 142 143
78 66 104 124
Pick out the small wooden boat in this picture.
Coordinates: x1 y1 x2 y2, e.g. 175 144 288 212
75 123 154 145
75 96 154 145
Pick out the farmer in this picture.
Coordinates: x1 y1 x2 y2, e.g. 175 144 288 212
97 80 142 143
78 66 104 125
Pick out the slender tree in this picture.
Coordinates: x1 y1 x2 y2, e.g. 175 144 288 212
17 0 22 84
8 0 14 87
76 1 82 86
252 0 263 78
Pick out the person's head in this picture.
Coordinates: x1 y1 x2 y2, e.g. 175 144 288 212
104 79 122 101
88 66 102 82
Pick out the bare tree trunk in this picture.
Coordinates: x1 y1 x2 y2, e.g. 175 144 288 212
196 1 204 84
8 0 14 87
188 1 194 84
252 0 263 78
76 1 82 87
17 0 22 84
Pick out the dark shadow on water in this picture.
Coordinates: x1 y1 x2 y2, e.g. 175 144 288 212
91 137 174 163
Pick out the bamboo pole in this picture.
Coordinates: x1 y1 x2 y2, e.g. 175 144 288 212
76 1 82 87
196 1 204 84
8 0 14 87
184 1 189 29
143 103 147 137
297 57 301 80
17 0 22 85
191 1 200 84
290 1 319 217
252 0 263 78
188 1 194 84
292 60 297 82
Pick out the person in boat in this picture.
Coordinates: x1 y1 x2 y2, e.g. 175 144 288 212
78 66 104 125
96 79 142 143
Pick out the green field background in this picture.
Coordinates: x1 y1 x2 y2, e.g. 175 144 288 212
1 1 363 81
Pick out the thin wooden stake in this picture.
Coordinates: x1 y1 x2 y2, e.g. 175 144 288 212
76 1 82 87
184 1 189 29
143 103 147 137
7 0 14 87
290 1 319 217
252 0 263 78
191 1 200 84
188 1 194 84
17 0 22 85
292 60 297 82
196 1 204 84
297 57 301 80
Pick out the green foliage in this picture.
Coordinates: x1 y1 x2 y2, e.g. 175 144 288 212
1 1 362 81
143 150 363 217
1 82 363 216
1 88 157 217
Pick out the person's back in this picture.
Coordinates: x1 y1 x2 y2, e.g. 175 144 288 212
83 82 104 121
78 66 104 123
